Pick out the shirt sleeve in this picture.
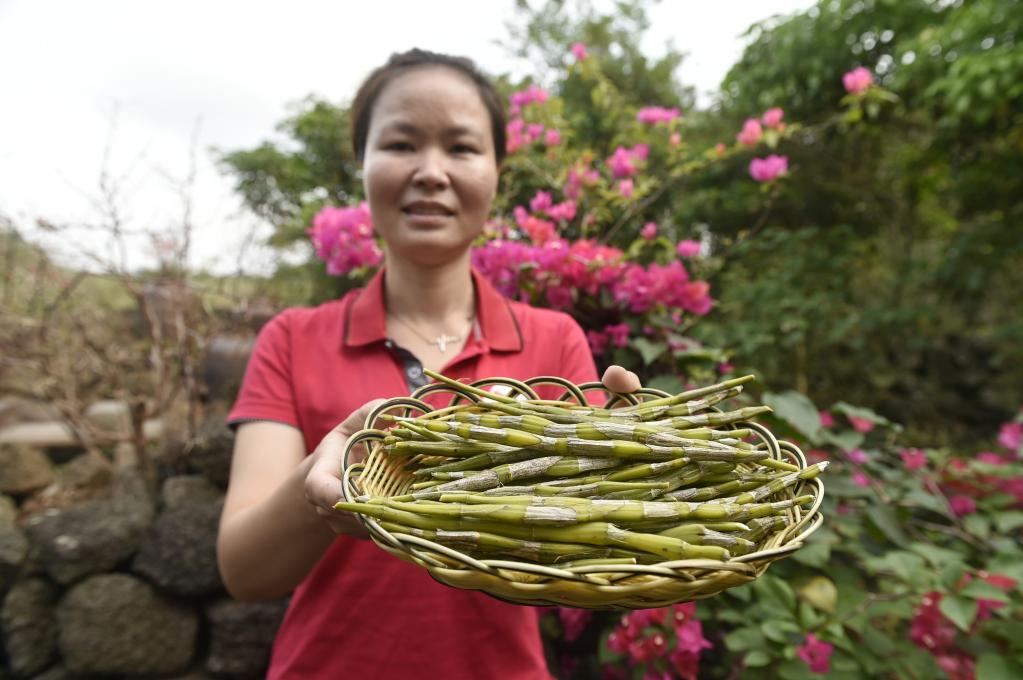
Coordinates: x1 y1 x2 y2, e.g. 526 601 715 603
227 310 301 429
558 315 600 382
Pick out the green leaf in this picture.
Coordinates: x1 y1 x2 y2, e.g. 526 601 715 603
963 513 990 540
859 625 895 655
764 390 822 442
762 619 799 643
820 429 864 452
960 580 1010 603
725 626 765 652
995 511 1023 533
939 595 977 632
753 574 797 611
646 374 684 396
903 489 952 517
866 505 908 545
631 338 666 365
745 650 771 667
791 541 831 568
799 575 838 613
909 543 964 569
832 402 891 427
977 654 1023 680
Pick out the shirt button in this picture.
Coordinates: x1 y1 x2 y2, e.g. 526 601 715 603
407 365 423 379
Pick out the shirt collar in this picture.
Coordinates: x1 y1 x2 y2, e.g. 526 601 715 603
343 267 523 352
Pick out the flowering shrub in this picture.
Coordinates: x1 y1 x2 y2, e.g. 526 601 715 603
306 43 1023 680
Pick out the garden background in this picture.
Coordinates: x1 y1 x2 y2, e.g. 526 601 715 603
1 0 1021 678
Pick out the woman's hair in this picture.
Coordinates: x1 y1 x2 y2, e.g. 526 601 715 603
350 48 507 166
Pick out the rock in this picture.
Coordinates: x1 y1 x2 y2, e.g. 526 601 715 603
28 666 78 680
162 475 223 510
55 454 111 494
57 574 197 676
0 523 28 594
22 498 151 585
0 399 61 430
132 500 223 597
186 416 235 488
81 401 131 439
0 495 16 525
0 446 54 497
201 335 256 405
205 598 288 678
1 578 58 677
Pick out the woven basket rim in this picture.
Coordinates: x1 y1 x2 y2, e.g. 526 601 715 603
339 376 826 607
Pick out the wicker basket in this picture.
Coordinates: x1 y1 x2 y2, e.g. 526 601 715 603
340 376 825 610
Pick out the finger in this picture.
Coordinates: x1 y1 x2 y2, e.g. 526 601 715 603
601 365 642 393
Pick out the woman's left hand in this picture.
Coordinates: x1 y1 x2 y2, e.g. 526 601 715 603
601 365 642 394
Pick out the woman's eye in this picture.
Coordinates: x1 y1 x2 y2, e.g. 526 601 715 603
451 143 477 154
385 141 413 151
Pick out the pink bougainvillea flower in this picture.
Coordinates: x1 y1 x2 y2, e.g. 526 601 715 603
977 451 1008 465
618 179 634 198
983 573 1018 591
761 107 784 128
587 330 609 355
949 495 977 517
641 222 657 240
848 448 869 464
526 123 545 141
714 142 726 154
796 633 834 674
308 202 382 276
529 190 553 214
843 66 874 94
935 653 976 680
670 132 682 147
736 118 763 146
910 592 958 652
676 240 701 258
630 143 650 160
900 448 928 470
819 411 835 428
544 129 562 147
998 422 1022 453
749 155 788 182
807 449 829 463
848 416 876 433
605 323 630 348
571 42 588 61
637 106 681 124
557 607 592 643
608 146 638 178
852 471 871 487
545 285 573 309
509 84 549 110
718 362 734 374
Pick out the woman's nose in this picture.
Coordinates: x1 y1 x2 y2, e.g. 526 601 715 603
412 149 450 190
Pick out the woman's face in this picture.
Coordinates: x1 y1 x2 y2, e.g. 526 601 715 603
362 66 499 267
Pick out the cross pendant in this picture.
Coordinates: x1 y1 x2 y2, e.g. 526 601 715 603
432 334 458 353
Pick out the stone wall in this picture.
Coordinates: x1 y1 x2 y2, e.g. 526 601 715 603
0 414 287 679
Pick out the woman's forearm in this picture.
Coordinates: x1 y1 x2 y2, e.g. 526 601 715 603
217 453 336 601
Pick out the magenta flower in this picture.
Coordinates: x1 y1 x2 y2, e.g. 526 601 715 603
527 123 545 141
636 106 681 124
852 471 871 487
900 448 928 471
843 66 874 94
670 132 681 147
605 323 630 348
308 202 382 276
509 84 549 110
848 416 875 433
819 411 835 428
676 240 701 258
796 633 834 674
529 191 553 214
557 607 592 643
641 222 657 240
998 422 1022 453
630 143 650 160
714 142 726 154
544 129 561 147
718 362 734 374
736 118 763 146
910 592 958 652
977 451 1008 465
587 330 609 355
848 448 869 465
618 179 634 198
608 146 638 178
571 42 588 61
761 107 784 128
749 155 788 182
949 495 977 517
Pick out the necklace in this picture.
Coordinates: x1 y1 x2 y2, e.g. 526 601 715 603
389 313 475 353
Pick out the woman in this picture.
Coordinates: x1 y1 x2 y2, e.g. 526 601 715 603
217 49 640 679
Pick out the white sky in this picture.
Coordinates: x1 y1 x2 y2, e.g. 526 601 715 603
0 0 814 275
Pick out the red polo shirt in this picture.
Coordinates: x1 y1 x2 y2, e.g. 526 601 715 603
228 267 598 680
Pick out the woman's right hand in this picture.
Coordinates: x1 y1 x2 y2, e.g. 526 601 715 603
304 398 386 538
